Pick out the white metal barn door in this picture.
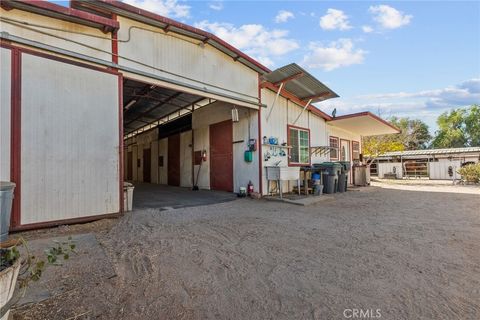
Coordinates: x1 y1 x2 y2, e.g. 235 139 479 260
428 161 462 180
20 53 120 225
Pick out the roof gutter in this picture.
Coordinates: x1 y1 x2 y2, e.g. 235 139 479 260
1 0 119 32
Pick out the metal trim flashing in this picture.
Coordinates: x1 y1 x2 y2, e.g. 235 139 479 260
9 212 122 232
0 33 261 109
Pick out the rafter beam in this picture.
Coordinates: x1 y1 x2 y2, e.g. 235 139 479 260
272 72 304 86
125 92 182 127
301 92 332 102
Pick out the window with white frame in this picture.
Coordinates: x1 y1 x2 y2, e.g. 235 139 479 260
289 127 310 164
330 136 339 160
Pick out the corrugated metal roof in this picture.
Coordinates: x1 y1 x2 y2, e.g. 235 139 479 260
262 63 339 103
380 147 480 157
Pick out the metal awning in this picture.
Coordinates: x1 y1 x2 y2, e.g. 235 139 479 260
328 112 400 136
379 147 480 158
123 79 211 137
262 63 339 103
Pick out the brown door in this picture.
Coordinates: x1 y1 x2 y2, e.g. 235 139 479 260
143 148 151 183
168 134 181 186
127 151 133 180
210 120 233 192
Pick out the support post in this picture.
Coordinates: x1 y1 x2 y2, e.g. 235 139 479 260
266 82 284 121
292 99 312 126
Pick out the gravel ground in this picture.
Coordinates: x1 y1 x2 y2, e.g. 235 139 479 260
13 185 480 320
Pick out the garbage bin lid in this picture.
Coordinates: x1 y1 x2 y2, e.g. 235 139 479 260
0 181 16 191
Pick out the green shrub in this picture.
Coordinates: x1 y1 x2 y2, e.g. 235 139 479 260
458 163 480 183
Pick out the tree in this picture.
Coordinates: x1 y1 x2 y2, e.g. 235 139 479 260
363 134 404 163
431 105 479 148
362 116 431 163
389 117 431 149
464 105 480 146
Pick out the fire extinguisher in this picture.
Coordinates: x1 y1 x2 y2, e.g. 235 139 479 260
247 180 254 194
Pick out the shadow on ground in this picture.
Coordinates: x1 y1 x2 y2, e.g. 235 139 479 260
131 183 237 210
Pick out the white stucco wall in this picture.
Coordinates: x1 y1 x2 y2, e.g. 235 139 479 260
20 53 120 225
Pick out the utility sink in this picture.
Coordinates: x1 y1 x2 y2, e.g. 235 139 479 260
265 166 300 181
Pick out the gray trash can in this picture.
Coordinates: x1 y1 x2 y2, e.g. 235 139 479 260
337 173 346 193
323 173 338 194
0 182 16 242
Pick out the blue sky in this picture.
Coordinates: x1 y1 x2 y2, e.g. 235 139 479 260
51 0 479 133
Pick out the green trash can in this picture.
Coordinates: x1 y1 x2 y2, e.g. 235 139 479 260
1 182 16 242
314 162 342 176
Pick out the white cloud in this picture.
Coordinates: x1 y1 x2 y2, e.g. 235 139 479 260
194 20 299 67
209 1 223 11
319 8 352 31
329 79 480 130
362 25 373 33
369 5 412 29
275 10 295 23
123 0 190 18
359 79 480 108
302 39 366 71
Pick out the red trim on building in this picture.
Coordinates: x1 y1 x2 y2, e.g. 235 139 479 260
261 82 332 121
0 41 118 75
9 47 21 228
329 111 400 133
257 74 263 194
10 211 122 232
111 13 119 66
1 0 119 32
118 74 124 213
287 124 311 167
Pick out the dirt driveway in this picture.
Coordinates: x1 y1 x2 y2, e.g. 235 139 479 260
14 186 480 320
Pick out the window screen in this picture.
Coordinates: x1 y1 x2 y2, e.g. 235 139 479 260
289 127 310 164
330 137 339 160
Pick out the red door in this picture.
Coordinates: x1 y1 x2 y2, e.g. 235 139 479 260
168 134 181 186
143 148 151 183
210 120 233 192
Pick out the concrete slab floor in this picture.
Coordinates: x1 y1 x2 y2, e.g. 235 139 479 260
131 183 237 210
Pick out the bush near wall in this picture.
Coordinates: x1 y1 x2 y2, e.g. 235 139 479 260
458 163 480 183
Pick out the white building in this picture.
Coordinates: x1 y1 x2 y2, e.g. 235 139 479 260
374 147 480 180
0 0 398 230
